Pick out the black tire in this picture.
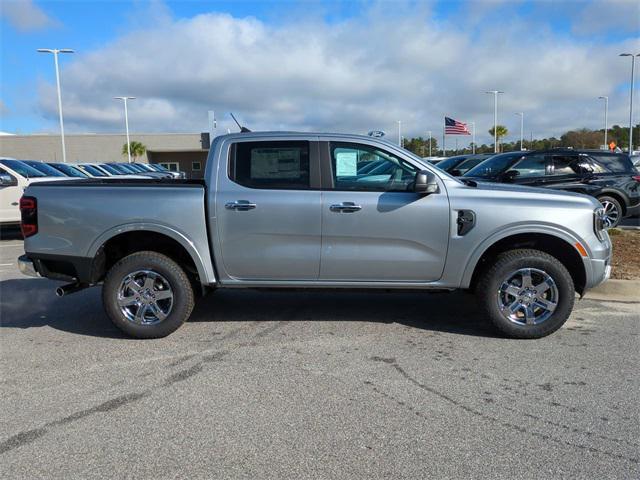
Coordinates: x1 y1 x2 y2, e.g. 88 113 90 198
102 251 195 339
476 249 574 339
597 195 623 228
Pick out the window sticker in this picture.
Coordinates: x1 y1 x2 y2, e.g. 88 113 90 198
251 148 301 179
335 151 358 177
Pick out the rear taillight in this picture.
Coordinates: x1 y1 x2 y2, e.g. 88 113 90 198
20 196 37 238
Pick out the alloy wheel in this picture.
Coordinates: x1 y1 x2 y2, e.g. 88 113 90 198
496 268 559 326
117 270 174 325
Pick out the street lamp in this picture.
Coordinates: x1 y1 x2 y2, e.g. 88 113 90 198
485 90 504 153
114 96 136 163
427 130 432 156
397 120 402 147
515 112 524 151
598 96 608 148
37 48 74 162
620 53 640 153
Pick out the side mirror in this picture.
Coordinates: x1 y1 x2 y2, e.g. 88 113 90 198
450 169 462 177
0 173 17 187
502 170 519 182
414 170 439 195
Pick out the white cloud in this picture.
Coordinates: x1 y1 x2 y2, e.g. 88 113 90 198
36 4 637 146
1 0 58 32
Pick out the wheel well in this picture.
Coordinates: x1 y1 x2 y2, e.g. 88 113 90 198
596 192 626 216
469 233 586 295
94 231 201 291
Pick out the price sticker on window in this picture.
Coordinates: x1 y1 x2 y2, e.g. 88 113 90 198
335 151 358 177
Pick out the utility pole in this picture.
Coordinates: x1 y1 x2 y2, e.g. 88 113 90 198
37 48 74 162
598 96 608 148
114 96 135 163
397 121 402 147
485 90 504 153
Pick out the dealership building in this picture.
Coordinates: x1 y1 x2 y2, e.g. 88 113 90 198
0 132 211 179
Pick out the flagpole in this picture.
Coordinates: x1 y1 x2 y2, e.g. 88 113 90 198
442 116 446 157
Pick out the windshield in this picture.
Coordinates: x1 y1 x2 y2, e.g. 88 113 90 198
81 165 108 177
126 163 146 172
152 164 169 172
50 163 88 178
436 156 468 172
464 152 525 178
22 160 67 177
116 163 139 173
0 159 47 178
455 156 491 175
99 164 123 175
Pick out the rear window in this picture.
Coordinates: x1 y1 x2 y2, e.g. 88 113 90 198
590 154 634 173
229 141 310 190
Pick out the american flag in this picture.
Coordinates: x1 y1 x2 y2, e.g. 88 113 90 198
445 117 471 135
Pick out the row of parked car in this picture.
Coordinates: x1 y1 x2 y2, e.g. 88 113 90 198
428 149 640 228
0 158 184 225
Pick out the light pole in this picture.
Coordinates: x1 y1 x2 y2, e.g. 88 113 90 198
470 122 475 154
397 121 402 147
485 90 504 153
598 96 608 148
427 130 432 156
37 48 74 162
515 112 524 151
620 53 639 153
114 96 136 163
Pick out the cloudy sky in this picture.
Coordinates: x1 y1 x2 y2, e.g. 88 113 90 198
1 0 638 146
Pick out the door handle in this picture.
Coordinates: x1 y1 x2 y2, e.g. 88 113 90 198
330 202 362 213
225 200 257 211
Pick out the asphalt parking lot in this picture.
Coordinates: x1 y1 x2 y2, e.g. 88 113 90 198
1 233 639 479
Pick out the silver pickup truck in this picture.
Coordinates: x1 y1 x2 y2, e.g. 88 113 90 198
18 132 611 339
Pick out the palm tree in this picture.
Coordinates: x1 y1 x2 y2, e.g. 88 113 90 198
489 125 508 151
121 141 147 163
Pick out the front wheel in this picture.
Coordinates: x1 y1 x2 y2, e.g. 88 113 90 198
476 249 575 339
102 251 195 339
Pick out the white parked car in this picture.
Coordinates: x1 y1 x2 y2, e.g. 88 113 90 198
0 158 71 225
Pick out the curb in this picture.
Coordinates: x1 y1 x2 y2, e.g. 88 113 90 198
584 279 640 302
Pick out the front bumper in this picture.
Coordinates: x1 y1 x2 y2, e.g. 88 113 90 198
18 255 39 278
583 237 612 291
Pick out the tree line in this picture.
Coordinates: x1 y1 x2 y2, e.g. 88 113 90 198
403 124 640 157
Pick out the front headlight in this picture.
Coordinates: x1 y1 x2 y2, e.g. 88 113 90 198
594 207 606 240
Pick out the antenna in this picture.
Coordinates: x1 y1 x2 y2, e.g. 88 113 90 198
229 113 251 133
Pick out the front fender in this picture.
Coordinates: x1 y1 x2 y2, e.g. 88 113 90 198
460 222 587 288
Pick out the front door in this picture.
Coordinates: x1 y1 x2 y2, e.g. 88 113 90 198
216 139 321 281
319 141 449 282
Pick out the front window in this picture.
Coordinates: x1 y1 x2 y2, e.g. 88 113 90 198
329 142 417 192
0 159 47 178
229 141 310 190
505 154 547 178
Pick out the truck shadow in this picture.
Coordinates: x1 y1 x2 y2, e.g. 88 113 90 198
0 278 497 339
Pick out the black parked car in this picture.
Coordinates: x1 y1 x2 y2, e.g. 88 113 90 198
463 149 640 227
435 154 492 176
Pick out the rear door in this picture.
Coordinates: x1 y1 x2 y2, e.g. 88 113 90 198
215 139 322 281
0 167 21 223
319 140 449 282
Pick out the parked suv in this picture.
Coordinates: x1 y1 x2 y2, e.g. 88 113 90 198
463 149 640 227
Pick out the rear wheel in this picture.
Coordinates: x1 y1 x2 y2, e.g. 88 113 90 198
102 251 194 338
476 249 574 339
597 195 622 228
